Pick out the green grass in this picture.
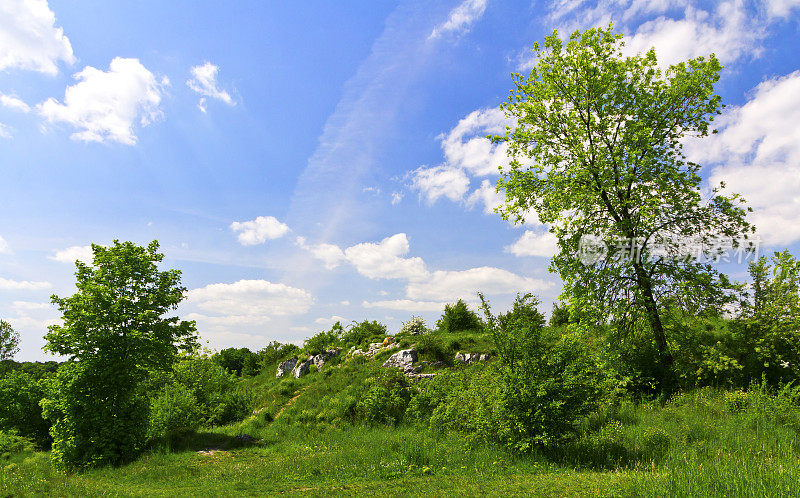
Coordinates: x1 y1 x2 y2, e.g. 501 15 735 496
4 351 800 496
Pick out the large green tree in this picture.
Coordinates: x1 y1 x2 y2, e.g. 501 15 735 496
42 240 197 469
492 26 753 389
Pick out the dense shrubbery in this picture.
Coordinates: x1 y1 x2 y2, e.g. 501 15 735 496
147 383 203 443
398 316 427 336
171 356 252 426
0 371 52 448
436 300 482 333
214 347 261 377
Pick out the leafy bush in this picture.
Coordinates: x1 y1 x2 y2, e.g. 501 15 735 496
173 356 252 425
213 348 260 376
0 371 51 448
481 293 613 451
257 341 300 373
436 300 482 333
0 431 33 455
550 302 571 327
342 320 387 348
398 316 427 336
356 369 412 425
304 322 344 355
147 383 203 443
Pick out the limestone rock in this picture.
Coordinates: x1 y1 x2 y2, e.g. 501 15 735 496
382 348 418 372
276 357 298 378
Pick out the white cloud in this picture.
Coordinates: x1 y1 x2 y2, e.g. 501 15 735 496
48 245 93 264
540 1 764 71
315 315 347 327
362 299 447 312
406 266 551 301
0 93 30 112
692 71 800 246
344 233 428 280
506 230 559 257
38 57 167 144
621 3 762 68
296 236 346 269
187 279 313 320
766 0 800 18
440 107 512 176
187 62 234 112
429 0 488 40
0 277 51 290
391 191 403 205
230 216 290 245
0 236 10 254
0 0 74 75
0 123 12 138
409 164 470 204
466 178 504 214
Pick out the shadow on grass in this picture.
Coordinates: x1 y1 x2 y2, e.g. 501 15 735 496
150 431 263 454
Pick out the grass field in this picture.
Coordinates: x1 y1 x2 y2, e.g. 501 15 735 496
3 376 799 497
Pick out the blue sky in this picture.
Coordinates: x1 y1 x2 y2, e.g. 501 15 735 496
1 0 799 361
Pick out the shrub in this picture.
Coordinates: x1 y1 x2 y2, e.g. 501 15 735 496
481 293 612 451
399 316 427 336
356 369 412 425
257 341 300 373
0 431 33 455
304 322 344 355
0 371 51 448
342 320 387 348
550 302 571 327
436 300 482 333
213 348 260 376
415 334 453 364
173 356 252 425
147 383 203 443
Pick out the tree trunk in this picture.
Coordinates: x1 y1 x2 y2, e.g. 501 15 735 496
632 262 675 390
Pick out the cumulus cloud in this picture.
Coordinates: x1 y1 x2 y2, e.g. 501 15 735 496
187 62 235 113
0 0 74 75
538 1 765 71
362 299 447 312
344 233 428 280
429 0 488 40
296 236 345 269
391 192 403 205
186 279 314 320
764 0 800 18
0 236 10 254
440 107 512 176
48 245 93 264
506 230 559 257
230 216 290 245
409 164 470 204
406 266 551 301
0 277 51 290
0 93 30 112
686 70 800 246
38 57 167 145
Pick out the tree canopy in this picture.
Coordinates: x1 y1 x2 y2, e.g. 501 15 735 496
492 26 754 388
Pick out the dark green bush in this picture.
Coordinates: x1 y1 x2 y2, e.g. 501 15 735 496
0 371 51 447
0 430 34 455
304 322 345 355
173 356 252 425
147 383 203 443
436 299 482 333
415 334 453 364
213 348 260 376
356 369 412 425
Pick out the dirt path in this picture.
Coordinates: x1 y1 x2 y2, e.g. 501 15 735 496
274 386 309 420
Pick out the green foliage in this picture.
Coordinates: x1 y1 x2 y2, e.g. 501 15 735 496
493 25 752 390
257 341 300 373
304 322 344 355
342 320 387 348
549 303 571 327
0 320 20 361
172 356 252 426
436 300 482 333
214 347 259 376
42 240 197 469
0 371 51 448
0 431 34 455
415 334 453 364
147 383 203 443
356 369 412 425
481 293 613 451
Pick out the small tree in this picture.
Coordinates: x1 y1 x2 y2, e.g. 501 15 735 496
0 320 20 360
492 26 752 391
42 240 197 469
436 299 482 333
